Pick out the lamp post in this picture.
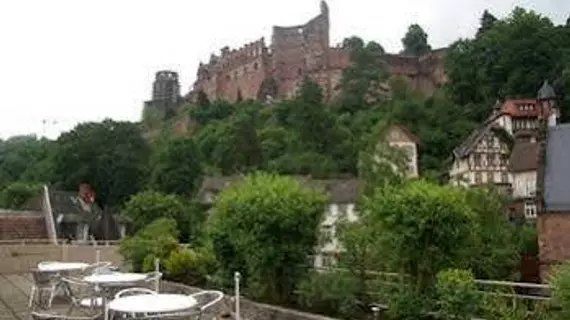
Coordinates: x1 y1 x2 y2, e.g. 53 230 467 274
234 272 241 320
371 305 380 320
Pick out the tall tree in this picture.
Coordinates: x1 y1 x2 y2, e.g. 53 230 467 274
0 135 53 188
401 24 432 56
207 173 327 303
445 7 570 116
477 10 498 36
51 119 150 209
149 137 203 197
337 37 389 114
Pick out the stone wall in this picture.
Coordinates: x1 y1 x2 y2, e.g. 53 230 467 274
0 244 123 274
160 281 339 320
538 212 570 281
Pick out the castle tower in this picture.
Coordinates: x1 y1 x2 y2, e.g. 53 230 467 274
152 70 181 106
537 80 558 127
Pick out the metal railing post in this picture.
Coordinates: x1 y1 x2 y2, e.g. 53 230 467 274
234 271 241 320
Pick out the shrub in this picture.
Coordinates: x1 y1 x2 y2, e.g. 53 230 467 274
436 269 480 320
120 218 179 272
207 173 327 303
549 262 570 319
296 271 361 319
164 247 217 286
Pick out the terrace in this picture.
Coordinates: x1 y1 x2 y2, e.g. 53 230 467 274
0 240 337 320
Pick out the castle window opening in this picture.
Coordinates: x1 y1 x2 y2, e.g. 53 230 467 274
298 68 302 76
253 62 258 70
226 74 230 81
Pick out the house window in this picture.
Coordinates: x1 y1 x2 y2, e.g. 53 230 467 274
475 172 482 184
524 200 537 219
321 226 333 243
321 254 334 268
501 172 509 183
473 154 481 167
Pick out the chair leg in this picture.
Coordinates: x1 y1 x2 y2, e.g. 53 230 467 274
47 288 55 308
28 286 36 308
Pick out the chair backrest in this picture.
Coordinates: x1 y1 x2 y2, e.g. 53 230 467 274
189 290 225 312
114 287 157 299
143 271 163 282
31 269 57 287
83 261 112 275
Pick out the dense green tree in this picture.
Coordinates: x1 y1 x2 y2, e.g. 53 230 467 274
149 137 202 197
0 135 53 188
51 119 150 209
401 24 432 55
188 100 234 125
337 37 389 114
477 10 498 36
445 7 570 119
207 173 327 303
0 181 42 209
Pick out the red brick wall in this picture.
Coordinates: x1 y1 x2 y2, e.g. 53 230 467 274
538 212 570 282
0 215 48 240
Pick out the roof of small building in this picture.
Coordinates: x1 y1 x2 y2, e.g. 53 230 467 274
509 141 539 173
544 124 570 212
198 176 361 204
537 80 556 101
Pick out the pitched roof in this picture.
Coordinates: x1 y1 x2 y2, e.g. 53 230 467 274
509 141 539 172
500 99 540 118
537 80 556 100
48 190 103 216
389 124 420 144
452 114 511 159
198 176 361 204
544 124 570 212
0 215 48 240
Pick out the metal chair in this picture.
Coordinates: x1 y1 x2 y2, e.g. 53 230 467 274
114 288 157 299
140 271 163 292
190 290 225 319
59 277 104 309
30 310 102 320
29 269 59 308
82 261 112 275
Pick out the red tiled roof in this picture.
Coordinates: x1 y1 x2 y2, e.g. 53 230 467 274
0 215 48 240
500 99 540 118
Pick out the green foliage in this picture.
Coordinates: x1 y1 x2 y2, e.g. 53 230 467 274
121 191 199 239
164 247 216 286
401 24 432 56
0 135 53 188
549 262 570 319
517 222 538 256
51 119 150 209
296 271 361 319
445 7 570 120
463 188 519 279
436 269 480 320
149 136 203 197
119 218 179 272
361 181 476 292
0 181 42 209
477 10 498 36
207 173 327 303
337 37 389 113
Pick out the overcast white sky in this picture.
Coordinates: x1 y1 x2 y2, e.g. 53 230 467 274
0 0 568 139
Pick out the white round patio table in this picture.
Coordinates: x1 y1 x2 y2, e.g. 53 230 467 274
109 294 197 314
83 273 147 285
37 262 88 272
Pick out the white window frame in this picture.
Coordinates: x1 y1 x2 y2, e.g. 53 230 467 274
524 200 537 219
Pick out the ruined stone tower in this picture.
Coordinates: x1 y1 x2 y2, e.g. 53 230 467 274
190 1 447 103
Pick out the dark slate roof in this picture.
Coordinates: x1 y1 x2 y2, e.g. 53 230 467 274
197 176 361 204
537 80 556 100
544 124 570 212
509 141 539 173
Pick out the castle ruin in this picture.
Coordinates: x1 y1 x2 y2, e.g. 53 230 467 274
190 1 447 103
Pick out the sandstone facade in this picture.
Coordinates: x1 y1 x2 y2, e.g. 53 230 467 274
191 1 446 103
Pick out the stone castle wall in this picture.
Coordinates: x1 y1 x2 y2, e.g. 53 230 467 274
191 1 446 103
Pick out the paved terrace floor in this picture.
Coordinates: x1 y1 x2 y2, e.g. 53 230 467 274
0 273 34 320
